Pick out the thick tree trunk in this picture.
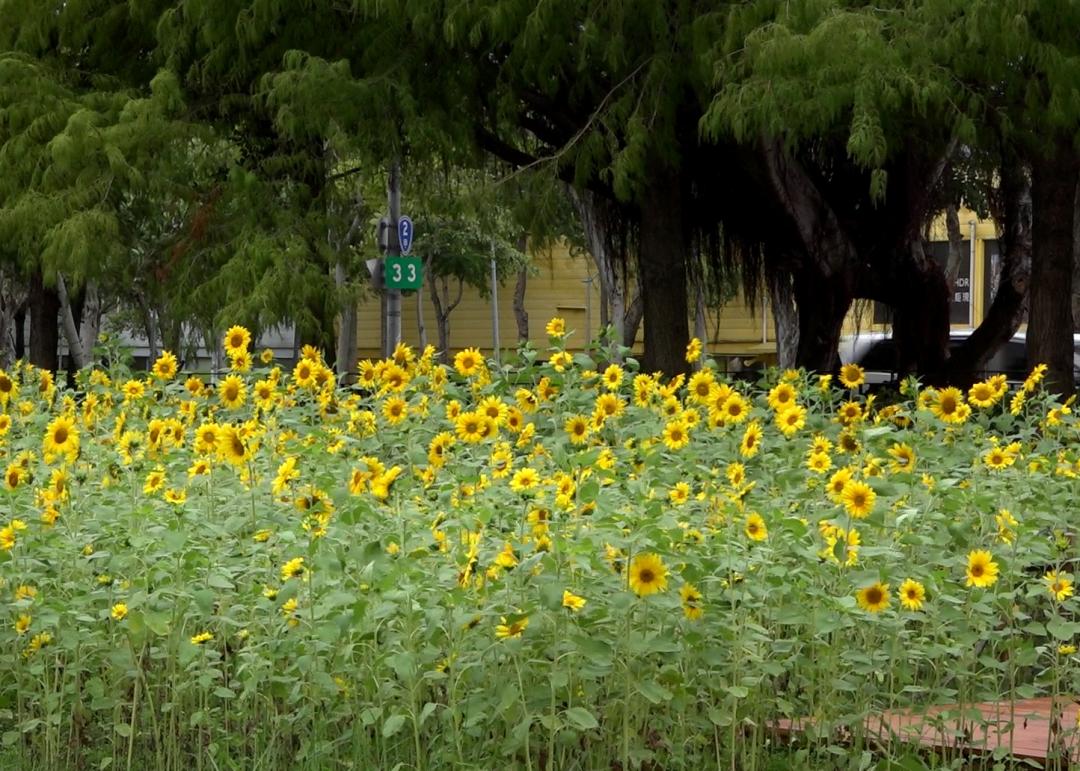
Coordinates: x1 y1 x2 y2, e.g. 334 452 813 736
1073 180 1080 332
13 302 26 362
947 155 1031 385
637 168 690 376
762 140 857 372
28 269 60 372
793 265 851 373
888 242 951 381
513 266 529 342
1029 143 1078 395
0 273 25 369
768 271 800 369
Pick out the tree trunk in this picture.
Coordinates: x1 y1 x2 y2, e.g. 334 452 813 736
139 298 159 368
944 203 965 291
1029 143 1078 395
28 269 60 372
762 139 859 373
769 271 800 369
637 167 690 376
56 273 88 370
947 155 1031 386
416 286 428 351
430 274 463 364
1073 178 1080 332
334 261 358 380
0 273 25 369
623 286 643 349
693 276 707 369
513 265 529 342
79 281 102 365
888 242 951 381
13 302 26 362
571 187 628 362
793 265 851 373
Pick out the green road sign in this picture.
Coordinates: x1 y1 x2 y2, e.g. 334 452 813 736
384 255 422 290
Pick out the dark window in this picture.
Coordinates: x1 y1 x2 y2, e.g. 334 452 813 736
929 241 972 324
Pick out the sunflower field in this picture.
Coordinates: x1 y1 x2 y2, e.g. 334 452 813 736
2 322 1080 770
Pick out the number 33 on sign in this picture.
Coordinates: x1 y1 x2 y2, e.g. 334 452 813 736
383 256 423 290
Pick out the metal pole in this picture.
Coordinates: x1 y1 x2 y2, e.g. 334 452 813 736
490 240 500 362
385 159 402 357
968 219 977 327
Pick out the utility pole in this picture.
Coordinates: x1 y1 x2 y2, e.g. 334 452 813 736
384 159 402 358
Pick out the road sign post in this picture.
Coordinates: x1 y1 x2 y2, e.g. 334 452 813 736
384 255 423 290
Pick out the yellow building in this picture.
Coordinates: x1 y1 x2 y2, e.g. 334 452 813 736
356 243 778 364
356 210 999 364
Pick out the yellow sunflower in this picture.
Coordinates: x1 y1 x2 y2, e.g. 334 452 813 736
223 325 251 359
43 415 79 462
455 411 487 444
838 363 865 389
931 387 968 424
887 442 916 473
775 404 807 437
152 351 179 381
685 337 702 363
218 374 246 409
382 397 408 425
662 419 691 451
965 550 999 588
628 553 668 597
856 581 890 613
841 480 876 519
0 370 18 406
453 347 485 378
509 467 540 493
744 512 768 541
898 579 926 611
562 591 587 612
766 382 797 412
968 380 1000 409
1044 571 1074 602
739 421 763 458
720 393 750 425
565 415 590 445
680 583 704 620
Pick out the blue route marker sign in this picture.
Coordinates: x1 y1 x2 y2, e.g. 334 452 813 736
398 216 414 255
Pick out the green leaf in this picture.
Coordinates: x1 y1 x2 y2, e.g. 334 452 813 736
1046 617 1080 640
636 680 672 704
382 714 408 739
564 707 599 731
